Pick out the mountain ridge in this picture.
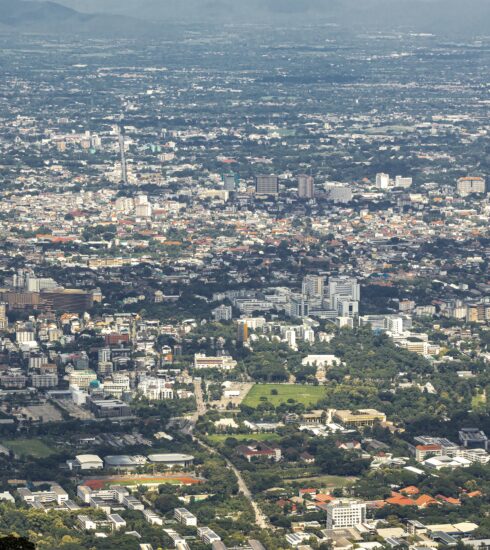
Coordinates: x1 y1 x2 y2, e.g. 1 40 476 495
0 0 158 36
5 0 490 36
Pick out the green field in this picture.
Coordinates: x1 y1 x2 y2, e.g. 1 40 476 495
284 475 357 488
243 384 326 408
471 393 487 411
207 433 280 444
4 439 55 458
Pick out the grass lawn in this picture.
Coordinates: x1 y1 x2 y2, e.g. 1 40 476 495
4 439 55 458
284 474 357 488
472 393 486 410
207 433 280 444
243 384 326 408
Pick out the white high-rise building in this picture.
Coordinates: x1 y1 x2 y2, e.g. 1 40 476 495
326 502 366 529
328 276 360 309
375 173 390 189
387 317 404 336
285 329 297 349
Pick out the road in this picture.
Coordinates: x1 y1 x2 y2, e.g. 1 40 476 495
189 378 271 529
194 436 271 530
193 378 206 419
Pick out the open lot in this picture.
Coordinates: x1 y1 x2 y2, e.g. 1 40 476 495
20 403 63 423
242 384 326 408
4 438 55 458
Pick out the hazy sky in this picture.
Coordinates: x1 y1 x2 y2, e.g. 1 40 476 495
18 0 490 35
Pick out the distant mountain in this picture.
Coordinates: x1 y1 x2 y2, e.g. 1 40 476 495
0 0 157 36
50 0 490 35
5 0 490 36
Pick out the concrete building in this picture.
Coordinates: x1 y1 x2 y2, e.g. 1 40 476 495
298 175 314 199
255 175 278 196
375 173 390 189
147 453 194 468
457 176 485 197
333 409 387 428
174 507 197 527
326 501 367 529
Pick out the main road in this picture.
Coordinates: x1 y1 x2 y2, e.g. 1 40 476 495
189 378 271 530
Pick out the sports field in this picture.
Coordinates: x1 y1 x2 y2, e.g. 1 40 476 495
242 384 326 408
83 474 203 490
4 439 55 458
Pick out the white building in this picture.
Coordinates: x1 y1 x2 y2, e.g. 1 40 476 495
68 370 97 390
174 507 197 527
138 377 174 400
194 353 237 370
69 454 104 471
197 527 221 544
394 176 413 188
212 304 233 322
375 173 390 189
326 501 367 529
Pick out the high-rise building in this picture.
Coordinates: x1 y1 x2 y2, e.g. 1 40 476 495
298 175 314 199
302 275 325 299
326 502 366 529
98 348 111 363
325 183 353 203
328 276 360 309
375 173 390 189
223 174 238 192
255 175 278 196
457 176 486 197
213 304 233 322
236 320 249 343
0 302 7 331
289 296 310 318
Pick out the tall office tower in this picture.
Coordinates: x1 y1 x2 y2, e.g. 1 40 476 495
98 348 112 363
302 275 325 298
298 175 315 198
223 174 238 192
375 172 390 189
328 276 360 309
0 302 7 331
255 175 279 196
457 176 486 197
118 125 128 185
236 320 249 343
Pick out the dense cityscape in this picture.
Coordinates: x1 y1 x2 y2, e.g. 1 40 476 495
0 7 490 550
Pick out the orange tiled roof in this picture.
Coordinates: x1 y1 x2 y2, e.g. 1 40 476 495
415 495 438 508
386 495 417 507
400 486 420 496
